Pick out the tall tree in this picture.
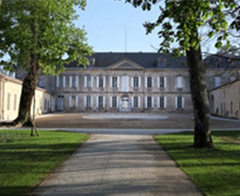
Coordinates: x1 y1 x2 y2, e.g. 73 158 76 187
123 0 236 148
0 0 92 127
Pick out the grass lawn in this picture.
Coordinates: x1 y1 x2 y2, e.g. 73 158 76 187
0 130 90 196
155 131 240 196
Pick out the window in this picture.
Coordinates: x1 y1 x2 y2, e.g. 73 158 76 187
69 96 78 108
215 77 221 87
7 93 10 110
87 76 91 87
59 76 63 87
44 99 47 110
98 96 103 108
72 76 77 88
147 77 152 88
159 77 165 88
230 101 233 114
147 96 152 108
14 94 17 111
112 96 117 108
159 97 164 109
176 76 183 88
133 77 139 88
99 76 104 88
86 96 91 108
134 96 138 108
177 96 183 109
112 76 118 88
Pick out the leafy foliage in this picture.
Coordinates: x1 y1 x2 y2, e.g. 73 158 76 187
124 0 237 55
0 0 92 75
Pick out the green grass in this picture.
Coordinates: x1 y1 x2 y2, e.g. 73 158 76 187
155 131 240 196
0 130 90 196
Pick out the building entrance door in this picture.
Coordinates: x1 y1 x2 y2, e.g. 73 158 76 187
120 96 131 112
57 95 64 111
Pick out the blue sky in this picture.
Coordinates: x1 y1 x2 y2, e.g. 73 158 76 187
75 0 161 52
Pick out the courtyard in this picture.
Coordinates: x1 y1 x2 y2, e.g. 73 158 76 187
35 113 240 129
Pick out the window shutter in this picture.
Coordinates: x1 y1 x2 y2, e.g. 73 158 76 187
164 96 167 108
138 97 141 108
63 76 66 87
182 97 185 108
84 96 87 107
91 76 94 87
117 96 119 108
69 76 72 88
103 97 106 107
90 96 93 107
164 77 167 88
158 97 160 108
145 97 147 108
145 77 147 88
157 77 160 88
76 96 79 107
131 97 134 108
131 77 134 88
152 97 154 108
96 96 99 108
56 76 59 87
69 96 72 107
103 76 106 87
117 76 120 88
84 76 87 88
75 76 78 88
110 76 113 87
110 97 112 108
175 97 178 108
138 76 141 87
97 76 99 88
152 77 154 88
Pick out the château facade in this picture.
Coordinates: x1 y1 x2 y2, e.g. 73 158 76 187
16 52 240 113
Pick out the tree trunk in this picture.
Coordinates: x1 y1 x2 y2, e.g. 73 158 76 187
186 47 213 148
13 55 39 126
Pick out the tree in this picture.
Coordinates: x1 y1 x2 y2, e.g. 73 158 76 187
123 0 236 148
0 0 92 127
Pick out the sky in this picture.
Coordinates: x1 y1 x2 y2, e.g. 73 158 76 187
75 0 162 53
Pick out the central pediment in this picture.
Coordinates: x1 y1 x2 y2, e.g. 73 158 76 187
107 58 144 70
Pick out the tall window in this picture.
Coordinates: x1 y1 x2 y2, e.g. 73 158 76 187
159 77 165 88
7 93 10 110
14 94 17 111
147 96 152 108
87 76 91 88
86 96 91 108
112 76 118 88
176 76 183 88
44 99 47 110
72 76 77 88
215 77 221 87
177 96 183 109
230 101 233 114
147 77 152 88
112 96 117 108
59 76 63 87
99 76 104 88
133 97 138 108
133 77 139 88
98 96 103 108
159 97 164 109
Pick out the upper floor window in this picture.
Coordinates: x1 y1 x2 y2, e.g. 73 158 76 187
147 77 152 88
112 76 118 88
84 76 93 88
72 76 78 88
133 77 139 88
176 76 183 88
214 77 221 87
57 76 66 88
99 76 104 87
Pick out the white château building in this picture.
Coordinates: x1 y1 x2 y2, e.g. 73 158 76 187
15 52 240 113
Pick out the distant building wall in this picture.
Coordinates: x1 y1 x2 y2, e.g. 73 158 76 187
0 74 52 121
209 79 240 119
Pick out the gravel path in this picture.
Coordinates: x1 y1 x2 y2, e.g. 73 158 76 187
32 134 203 196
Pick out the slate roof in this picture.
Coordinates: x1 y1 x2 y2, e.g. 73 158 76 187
67 52 188 69
204 54 240 68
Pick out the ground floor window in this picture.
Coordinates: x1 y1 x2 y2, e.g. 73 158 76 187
112 96 117 108
86 96 91 108
159 97 164 109
98 96 104 108
133 96 139 108
176 96 184 109
147 96 152 108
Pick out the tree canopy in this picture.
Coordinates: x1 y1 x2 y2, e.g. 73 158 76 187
0 0 92 75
